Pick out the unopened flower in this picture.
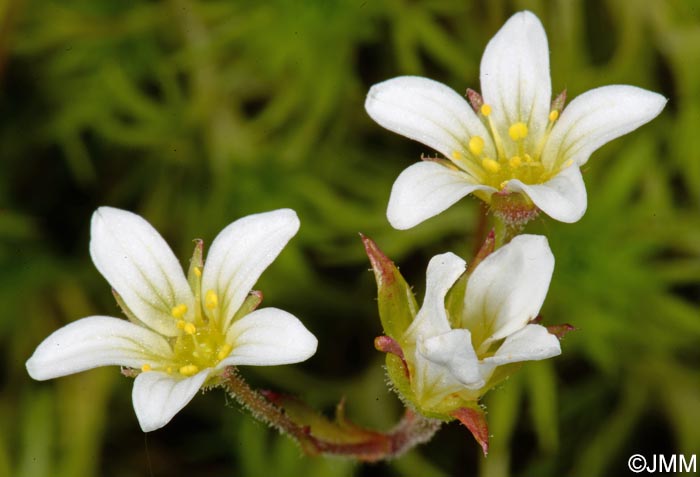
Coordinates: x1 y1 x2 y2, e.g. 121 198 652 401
26 207 317 432
365 11 666 229
403 235 560 409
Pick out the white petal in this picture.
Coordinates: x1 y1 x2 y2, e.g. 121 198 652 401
220 308 317 367
201 209 299 332
483 324 561 365
417 329 484 389
365 76 495 160
90 207 194 337
506 165 587 223
132 369 209 432
480 11 551 156
542 85 667 169
406 252 466 341
387 161 496 230
26 316 172 381
462 235 554 344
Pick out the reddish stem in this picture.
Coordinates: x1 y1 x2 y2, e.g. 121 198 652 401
220 367 441 462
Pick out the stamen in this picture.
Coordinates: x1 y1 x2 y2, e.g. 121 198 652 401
508 122 528 141
179 364 199 376
509 156 522 168
166 367 173 374
468 136 485 156
451 151 462 161
482 158 501 173
480 104 492 116
524 154 533 163
194 266 202 277
171 303 188 319
176 320 186 330
183 322 197 335
205 290 218 310
549 110 559 122
564 159 574 168
141 364 152 372
217 343 233 361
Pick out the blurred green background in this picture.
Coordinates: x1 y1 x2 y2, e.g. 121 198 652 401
1 0 699 475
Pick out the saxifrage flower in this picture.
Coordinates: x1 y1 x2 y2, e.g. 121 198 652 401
405 235 560 409
26 207 317 432
365 11 667 229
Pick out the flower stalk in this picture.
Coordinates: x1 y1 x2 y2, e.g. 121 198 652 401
221 367 441 462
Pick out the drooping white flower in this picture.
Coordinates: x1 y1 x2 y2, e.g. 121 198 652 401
403 235 560 407
26 207 318 432
365 11 667 229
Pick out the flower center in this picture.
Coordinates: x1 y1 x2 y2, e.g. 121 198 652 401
140 285 232 377
451 104 572 190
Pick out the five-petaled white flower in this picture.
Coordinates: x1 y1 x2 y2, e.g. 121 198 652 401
405 235 560 407
365 11 667 229
26 207 318 432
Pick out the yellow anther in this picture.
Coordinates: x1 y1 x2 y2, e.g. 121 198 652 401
509 156 522 168
524 153 533 163
482 158 501 173
141 364 152 372
468 136 485 156
508 122 529 141
564 159 574 168
179 364 199 376
194 266 202 277
451 151 462 161
217 344 233 361
499 181 509 190
205 290 218 310
176 320 186 330
480 104 492 116
171 303 188 319
166 367 173 374
183 322 197 335
549 110 559 122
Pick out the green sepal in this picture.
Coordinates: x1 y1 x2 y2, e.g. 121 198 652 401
385 353 414 405
361 234 418 340
231 290 264 322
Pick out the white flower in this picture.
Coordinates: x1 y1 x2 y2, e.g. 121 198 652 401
26 207 318 432
404 235 560 407
365 11 667 229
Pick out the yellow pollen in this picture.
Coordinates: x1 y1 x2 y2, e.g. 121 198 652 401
205 290 218 309
171 303 188 319
141 364 152 372
468 136 485 156
166 367 173 374
480 104 492 116
482 158 501 173
451 151 462 161
524 153 533 163
183 322 197 335
176 320 186 330
194 266 202 277
179 364 199 376
509 156 522 168
217 344 233 361
508 122 529 141
549 110 559 122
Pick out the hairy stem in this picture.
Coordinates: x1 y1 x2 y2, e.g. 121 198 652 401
220 366 442 462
